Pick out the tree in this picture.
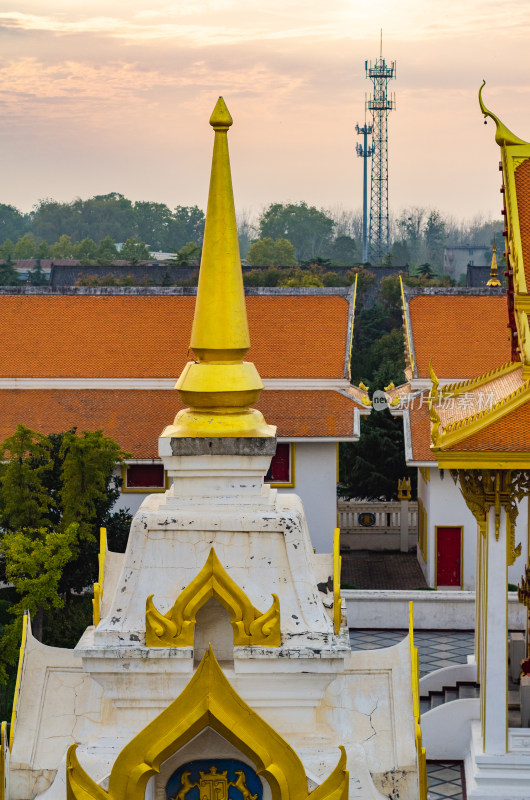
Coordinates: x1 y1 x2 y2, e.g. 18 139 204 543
27 259 48 286
13 233 36 259
258 202 335 261
120 237 150 264
339 411 415 501
0 426 130 659
170 206 206 250
134 201 173 251
0 239 14 262
327 235 359 265
0 524 78 653
417 262 435 279
73 237 98 264
174 241 201 265
0 262 19 286
51 234 74 258
247 237 297 267
96 236 118 264
0 204 28 243
424 210 446 272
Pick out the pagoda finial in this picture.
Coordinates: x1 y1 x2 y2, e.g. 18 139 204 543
487 240 502 287
479 81 529 147
161 97 275 439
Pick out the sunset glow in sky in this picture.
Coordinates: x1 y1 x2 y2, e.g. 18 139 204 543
1 0 530 222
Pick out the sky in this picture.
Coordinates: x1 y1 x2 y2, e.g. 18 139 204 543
1 0 530 224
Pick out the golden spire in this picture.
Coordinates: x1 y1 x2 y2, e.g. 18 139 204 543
161 97 275 439
487 240 501 287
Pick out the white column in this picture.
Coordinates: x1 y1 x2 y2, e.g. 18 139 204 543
400 497 409 553
482 504 508 755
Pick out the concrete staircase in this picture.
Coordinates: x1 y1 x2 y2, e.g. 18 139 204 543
420 680 479 715
419 663 480 758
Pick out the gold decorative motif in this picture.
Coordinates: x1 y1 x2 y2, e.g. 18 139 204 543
333 527 342 635
170 766 258 800
452 469 529 548
479 81 529 147
487 241 502 287
66 646 348 800
400 276 415 375
146 548 281 647
160 98 275 439
10 612 28 751
397 477 412 501
440 361 519 398
359 381 369 392
517 564 530 608
384 381 395 392
347 273 358 382
92 527 107 627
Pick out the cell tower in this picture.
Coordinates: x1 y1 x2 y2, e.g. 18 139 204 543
355 122 373 263
365 32 396 263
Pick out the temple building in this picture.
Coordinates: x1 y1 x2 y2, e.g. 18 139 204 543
1 99 425 800
387 84 530 798
389 285 529 589
0 285 366 552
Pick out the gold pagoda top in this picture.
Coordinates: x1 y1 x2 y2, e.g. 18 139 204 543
161 98 275 439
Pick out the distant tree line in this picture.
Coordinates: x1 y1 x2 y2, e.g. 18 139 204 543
0 194 505 285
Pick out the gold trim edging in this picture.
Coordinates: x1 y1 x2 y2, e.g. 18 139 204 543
146 548 281 647
66 646 348 800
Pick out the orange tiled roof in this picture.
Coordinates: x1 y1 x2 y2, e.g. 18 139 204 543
408 295 511 379
0 389 357 457
0 294 350 380
408 398 436 463
446 401 530 452
515 159 530 289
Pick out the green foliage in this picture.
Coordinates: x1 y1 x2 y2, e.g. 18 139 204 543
339 412 415 501
73 237 98 264
327 235 360 265
243 267 283 287
278 268 324 287
0 425 131 675
247 237 297 267
174 241 201 265
0 426 52 530
51 234 74 258
120 237 150 264
27 260 48 286
96 236 118 264
0 524 79 647
0 239 14 262
259 202 334 261
13 233 36 259
0 205 28 243
0 261 19 286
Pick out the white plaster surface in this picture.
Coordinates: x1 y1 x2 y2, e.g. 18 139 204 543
344 589 526 630
276 442 338 554
465 720 530 799
17 452 420 800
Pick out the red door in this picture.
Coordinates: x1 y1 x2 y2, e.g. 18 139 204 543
436 527 462 586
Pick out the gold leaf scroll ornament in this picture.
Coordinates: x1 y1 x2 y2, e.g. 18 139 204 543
146 548 281 647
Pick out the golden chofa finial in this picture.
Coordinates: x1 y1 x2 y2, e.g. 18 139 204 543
161 97 276 439
479 81 529 147
487 240 502 287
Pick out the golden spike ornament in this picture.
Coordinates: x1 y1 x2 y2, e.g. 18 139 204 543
487 240 501 287
161 97 275 438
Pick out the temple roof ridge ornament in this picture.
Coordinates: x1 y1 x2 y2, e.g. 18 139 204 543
478 81 529 147
161 97 276 439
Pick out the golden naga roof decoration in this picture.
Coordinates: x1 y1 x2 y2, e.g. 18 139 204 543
145 547 281 647
66 646 348 800
161 98 275 438
478 81 529 147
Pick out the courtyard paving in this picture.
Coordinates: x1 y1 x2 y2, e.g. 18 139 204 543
341 549 427 590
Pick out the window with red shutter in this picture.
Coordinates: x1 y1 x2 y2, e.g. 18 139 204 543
265 443 292 484
126 463 166 489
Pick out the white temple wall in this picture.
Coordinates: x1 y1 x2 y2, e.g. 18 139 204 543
113 440 339 556
276 441 338 554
